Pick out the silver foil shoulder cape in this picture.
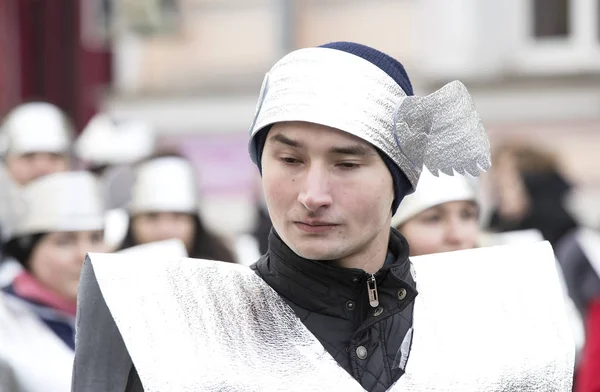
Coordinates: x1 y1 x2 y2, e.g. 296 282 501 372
72 242 574 392
248 47 491 190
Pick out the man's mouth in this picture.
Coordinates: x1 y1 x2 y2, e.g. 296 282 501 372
294 220 339 233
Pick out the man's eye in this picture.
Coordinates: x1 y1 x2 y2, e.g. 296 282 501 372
337 162 360 169
281 157 301 164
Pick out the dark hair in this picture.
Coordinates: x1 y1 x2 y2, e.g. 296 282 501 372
493 142 561 174
118 213 237 263
3 233 47 269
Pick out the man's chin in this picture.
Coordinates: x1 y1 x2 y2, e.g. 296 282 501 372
278 230 343 259
289 242 343 262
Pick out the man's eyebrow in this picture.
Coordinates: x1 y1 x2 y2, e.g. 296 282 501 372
268 133 375 156
329 144 376 156
268 133 304 148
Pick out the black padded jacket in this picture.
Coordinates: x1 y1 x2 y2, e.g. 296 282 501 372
252 228 417 392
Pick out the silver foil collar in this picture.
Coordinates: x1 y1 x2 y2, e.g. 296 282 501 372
392 241 575 391
73 241 574 391
248 47 491 189
73 254 363 392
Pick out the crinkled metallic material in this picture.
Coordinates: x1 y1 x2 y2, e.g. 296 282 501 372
72 242 573 391
73 254 363 392
248 47 491 189
392 241 574 391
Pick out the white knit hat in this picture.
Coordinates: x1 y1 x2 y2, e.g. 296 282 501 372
391 167 477 228
129 156 198 214
10 171 105 237
0 102 73 156
74 114 156 165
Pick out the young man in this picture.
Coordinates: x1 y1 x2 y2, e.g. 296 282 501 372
73 41 496 392
243 41 490 390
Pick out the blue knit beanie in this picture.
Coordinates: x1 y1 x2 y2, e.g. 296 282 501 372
254 41 414 214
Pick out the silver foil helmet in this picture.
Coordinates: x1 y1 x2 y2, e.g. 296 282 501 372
247 45 491 192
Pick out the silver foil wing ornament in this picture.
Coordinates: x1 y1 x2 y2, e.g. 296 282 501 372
72 241 574 392
394 80 491 178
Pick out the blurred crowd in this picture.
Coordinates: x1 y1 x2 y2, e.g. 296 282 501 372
0 100 598 391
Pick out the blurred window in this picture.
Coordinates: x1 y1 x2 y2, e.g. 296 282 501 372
120 0 181 36
81 0 114 49
533 0 570 38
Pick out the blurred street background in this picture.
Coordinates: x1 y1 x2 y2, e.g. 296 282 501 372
2 2 600 391
1 0 598 237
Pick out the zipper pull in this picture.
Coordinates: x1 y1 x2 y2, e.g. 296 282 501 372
367 275 379 308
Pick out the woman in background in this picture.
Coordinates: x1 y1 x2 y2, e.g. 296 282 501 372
392 168 480 257
118 153 236 263
486 142 578 248
0 101 76 286
0 171 107 392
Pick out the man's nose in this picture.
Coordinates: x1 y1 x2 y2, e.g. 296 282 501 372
297 164 333 212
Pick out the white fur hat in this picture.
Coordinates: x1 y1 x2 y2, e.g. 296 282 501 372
0 102 73 156
10 171 105 237
129 156 198 214
391 167 477 228
74 114 156 165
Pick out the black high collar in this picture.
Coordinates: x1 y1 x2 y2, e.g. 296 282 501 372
253 228 417 319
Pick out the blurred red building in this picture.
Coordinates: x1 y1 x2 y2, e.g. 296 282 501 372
0 0 112 132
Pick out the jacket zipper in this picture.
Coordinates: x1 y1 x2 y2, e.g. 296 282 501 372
366 274 379 308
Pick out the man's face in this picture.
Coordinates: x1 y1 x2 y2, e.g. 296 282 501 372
5 152 70 185
261 121 394 266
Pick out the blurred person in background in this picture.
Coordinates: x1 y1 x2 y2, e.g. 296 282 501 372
391 167 480 256
74 113 157 250
577 295 600 392
0 102 75 287
486 141 578 248
118 153 236 263
0 171 106 392
555 225 600 323
74 113 156 179
0 102 73 186
484 141 586 363
556 225 600 392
